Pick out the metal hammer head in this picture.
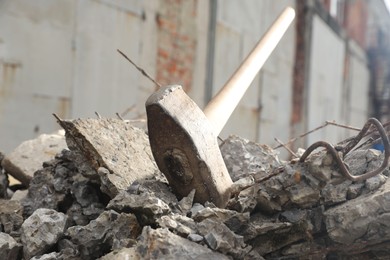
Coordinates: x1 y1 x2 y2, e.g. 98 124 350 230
146 85 233 208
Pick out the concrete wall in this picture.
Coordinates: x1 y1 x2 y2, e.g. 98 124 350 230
306 13 369 146
211 0 296 155
307 14 346 144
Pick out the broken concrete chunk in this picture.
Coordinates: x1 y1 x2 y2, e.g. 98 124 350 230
0 232 22 260
324 179 390 245
66 210 141 259
365 174 387 191
100 247 140 260
220 135 283 181
21 208 68 260
175 189 196 215
156 214 197 237
187 233 203 242
135 226 230 259
57 118 164 197
321 181 351 206
107 191 170 225
191 206 250 233
197 218 249 258
0 199 24 234
10 189 28 201
2 131 67 186
129 179 178 206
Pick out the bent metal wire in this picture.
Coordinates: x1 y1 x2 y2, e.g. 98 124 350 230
299 118 390 182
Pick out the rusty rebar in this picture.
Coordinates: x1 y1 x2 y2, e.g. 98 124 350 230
299 118 390 182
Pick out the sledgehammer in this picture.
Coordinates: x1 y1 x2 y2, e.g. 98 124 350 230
146 7 295 208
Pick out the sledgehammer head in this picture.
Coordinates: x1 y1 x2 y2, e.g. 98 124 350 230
146 85 233 208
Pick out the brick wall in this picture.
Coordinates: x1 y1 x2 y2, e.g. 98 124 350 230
155 0 197 92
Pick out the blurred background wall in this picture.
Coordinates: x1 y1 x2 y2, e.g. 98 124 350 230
1 0 390 158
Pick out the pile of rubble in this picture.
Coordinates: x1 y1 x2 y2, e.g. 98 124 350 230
1 118 390 259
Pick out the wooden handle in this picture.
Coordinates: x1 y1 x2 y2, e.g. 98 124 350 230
203 7 295 135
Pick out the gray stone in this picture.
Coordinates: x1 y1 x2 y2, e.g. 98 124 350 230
107 191 171 225
66 210 140 259
1 131 67 186
10 189 28 201
0 199 23 234
157 214 197 237
280 209 307 223
191 206 250 233
99 247 140 260
324 179 390 245
30 248 81 260
21 165 63 217
58 118 164 197
227 185 257 213
189 203 205 217
135 226 230 259
31 252 59 260
0 232 22 260
344 149 384 180
197 218 249 258
21 149 105 223
321 181 351 206
21 208 68 259
286 181 320 208
129 179 178 206
347 183 364 199
187 233 203 242
240 213 293 241
365 174 387 191
306 152 333 182
176 189 195 215
220 135 283 182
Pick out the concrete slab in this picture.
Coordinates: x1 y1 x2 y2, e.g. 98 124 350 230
1 130 67 186
57 117 163 197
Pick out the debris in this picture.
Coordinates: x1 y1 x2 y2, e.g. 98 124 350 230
107 191 171 225
66 210 141 259
2 131 67 187
54 117 164 197
2 117 390 259
0 199 23 235
21 208 68 259
0 232 21 260
220 135 284 182
134 226 230 259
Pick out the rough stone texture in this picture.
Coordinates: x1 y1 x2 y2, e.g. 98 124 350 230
11 189 28 201
21 208 68 260
66 210 141 259
134 226 230 259
191 206 250 233
324 178 390 245
127 179 178 206
58 118 164 197
21 149 107 221
197 218 252 258
0 199 24 235
175 189 196 215
0 232 22 260
157 214 197 237
100 247 140 260
1 131 67 186
107 191 171 225
3 124 390 259
220 135 284 181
